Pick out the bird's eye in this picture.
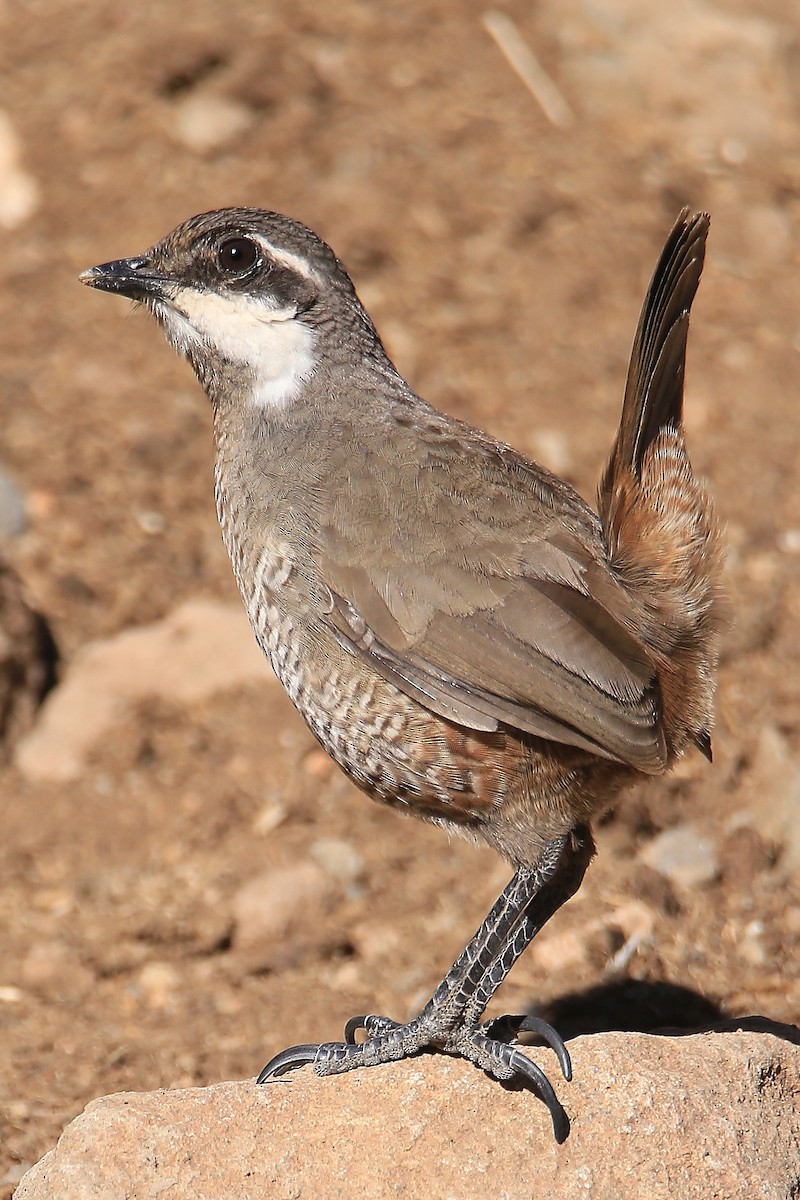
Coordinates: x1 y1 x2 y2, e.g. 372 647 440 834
217 236 259 275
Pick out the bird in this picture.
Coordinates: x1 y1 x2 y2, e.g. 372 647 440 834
80 206 724 1139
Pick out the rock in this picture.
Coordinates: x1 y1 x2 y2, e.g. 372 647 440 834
251 798 288 836
737 726 800 872
530 429 573 477
136 961 182 1011
350 918 401 964
778 529 800 555
0 110 39 229
231 862 335 971
0 560 56 755
309 837 364 892
170 93 252 154
639 824 718 888
14 1024 800 1199
14 601 271 782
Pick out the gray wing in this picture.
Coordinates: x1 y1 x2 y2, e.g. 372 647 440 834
317 422 667 774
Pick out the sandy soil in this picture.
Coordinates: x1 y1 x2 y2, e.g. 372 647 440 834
2 0 800 1189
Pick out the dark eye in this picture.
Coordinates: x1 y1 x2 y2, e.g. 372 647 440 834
217 236 259 275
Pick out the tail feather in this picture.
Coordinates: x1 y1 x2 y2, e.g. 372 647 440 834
600 209 709 503
598 210 725 765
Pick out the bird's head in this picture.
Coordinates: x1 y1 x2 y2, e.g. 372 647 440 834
80 207 384 411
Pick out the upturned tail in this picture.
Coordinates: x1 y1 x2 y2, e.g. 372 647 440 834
598 210 725 763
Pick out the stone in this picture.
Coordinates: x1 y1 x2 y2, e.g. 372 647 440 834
0 110 39 229
14 601 271 782
639 824 718 888
170 93 252 154
14 1024 800 1200
309 837 364 892
738 726 800 872
251 798 288 836
530 429 573 477
137 961 182 1011
231 862 335 971
350 918 401 964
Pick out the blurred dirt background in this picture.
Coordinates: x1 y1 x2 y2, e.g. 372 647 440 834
2 0 800 1189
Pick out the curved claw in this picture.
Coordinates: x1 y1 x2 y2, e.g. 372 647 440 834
344 1015 369 1044
481 1013 572 1081
256 1043 319 1083
516 1015 572 1081
507 1048 569 1143
345 1013 403 1043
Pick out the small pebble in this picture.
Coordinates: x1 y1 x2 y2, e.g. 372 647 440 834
719 137 748 165
26 489 56 520
136 510 166 535
170 93 252 155
639 824 718 888
0 110 39 228
232 863 332 952
138 961 181 1009
252 799 287 835
777 529 800 555
743 727 800 871
303 748 333 778
351 920 400 963
530 429 572 476
31 888 73 915
326 960 363 991
740 920 767 966
309 837 364 891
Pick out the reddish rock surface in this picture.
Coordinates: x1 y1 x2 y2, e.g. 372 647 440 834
15 1026 800 1200
14 601 269 782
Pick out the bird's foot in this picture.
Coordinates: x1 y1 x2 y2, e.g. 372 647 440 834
257 1010 571 1140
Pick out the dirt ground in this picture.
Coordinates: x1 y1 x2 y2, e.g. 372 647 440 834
2 0 800 1189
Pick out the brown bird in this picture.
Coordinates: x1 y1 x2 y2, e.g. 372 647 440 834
80 207 724 1137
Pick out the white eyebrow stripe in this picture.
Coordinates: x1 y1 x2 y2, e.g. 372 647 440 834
252 236 318 281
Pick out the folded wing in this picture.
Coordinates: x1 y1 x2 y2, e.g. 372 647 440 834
321 508 666 773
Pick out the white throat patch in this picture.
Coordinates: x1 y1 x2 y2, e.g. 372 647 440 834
160 287 317 410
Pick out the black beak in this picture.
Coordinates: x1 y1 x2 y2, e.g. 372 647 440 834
78 256 169 302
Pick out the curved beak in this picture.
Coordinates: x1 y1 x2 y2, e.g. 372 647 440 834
79 256 169 302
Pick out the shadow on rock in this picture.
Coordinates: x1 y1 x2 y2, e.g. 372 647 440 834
530 978 723 1039
528 979 800 1046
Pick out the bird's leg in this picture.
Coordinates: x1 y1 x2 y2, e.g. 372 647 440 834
258 825 594 1137
461 823 595 1028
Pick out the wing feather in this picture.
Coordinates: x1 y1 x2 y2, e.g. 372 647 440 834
323 537 666 772
316 403 667 774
